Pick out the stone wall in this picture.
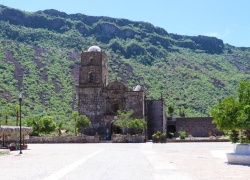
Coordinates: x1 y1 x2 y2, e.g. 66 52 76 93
125 91 145 118
111 134 145 143
174 117 223 137
146 100 166 139
166 139 229 143
78 87 107 136
27 136 100 143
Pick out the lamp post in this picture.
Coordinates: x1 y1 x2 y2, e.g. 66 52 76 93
19 92 23 154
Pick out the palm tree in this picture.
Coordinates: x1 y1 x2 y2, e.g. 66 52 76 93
4 103 11 125
72 111 78 136
15 104 20 126
57 122 63 136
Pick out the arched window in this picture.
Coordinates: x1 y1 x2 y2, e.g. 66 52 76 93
89 56 93 62
88 71 94 83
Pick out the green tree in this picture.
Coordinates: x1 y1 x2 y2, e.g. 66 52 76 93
114 110 146 134
76 115 91 135
114 110 134 133
127 118 147 134
210 96 239 130
39 116 56 134
210 81 250 143
26 117 42 136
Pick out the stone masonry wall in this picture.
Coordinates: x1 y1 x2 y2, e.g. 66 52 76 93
125 91 145 118
27 136 100 143
78 87 107 136
175 117 223 137
111 134 145 143
147 100 165 139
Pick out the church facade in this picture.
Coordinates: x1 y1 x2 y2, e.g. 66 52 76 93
78 46 166 139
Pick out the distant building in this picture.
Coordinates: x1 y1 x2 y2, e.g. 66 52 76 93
78 46 166 139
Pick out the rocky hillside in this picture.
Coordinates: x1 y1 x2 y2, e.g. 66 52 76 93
0 5 250 127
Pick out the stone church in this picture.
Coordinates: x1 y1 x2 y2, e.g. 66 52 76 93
78 46 166 140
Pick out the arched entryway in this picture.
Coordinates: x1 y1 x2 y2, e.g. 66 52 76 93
111 122 122 135
167 125 176 138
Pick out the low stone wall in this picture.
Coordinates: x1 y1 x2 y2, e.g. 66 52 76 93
166 139 230 143
112 134 146 143
28 135 100 143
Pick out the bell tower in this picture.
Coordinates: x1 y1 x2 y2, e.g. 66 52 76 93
79 46 108 88
78 46 108 135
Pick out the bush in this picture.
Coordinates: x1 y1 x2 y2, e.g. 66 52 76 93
168 132 174 139
152 131 166 143
26 116 56 136
178 131 186 139
159 133 166 143
152 134 159 143
76 115 91 134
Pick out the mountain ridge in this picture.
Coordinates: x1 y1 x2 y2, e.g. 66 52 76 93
0 5 250 129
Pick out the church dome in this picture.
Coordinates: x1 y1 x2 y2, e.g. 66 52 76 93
133 85 143 91
87 46 101 52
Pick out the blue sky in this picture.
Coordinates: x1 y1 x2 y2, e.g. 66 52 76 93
0 0 250 47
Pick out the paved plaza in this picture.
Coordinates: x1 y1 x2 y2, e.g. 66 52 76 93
0 142 250 180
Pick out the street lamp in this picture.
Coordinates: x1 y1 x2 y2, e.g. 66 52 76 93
18 92 23 154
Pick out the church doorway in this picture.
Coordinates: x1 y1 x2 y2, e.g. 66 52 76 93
167 125 176 138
